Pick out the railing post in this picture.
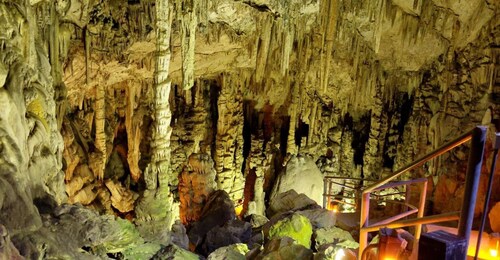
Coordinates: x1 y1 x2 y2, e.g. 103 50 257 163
415 179 427 240
458 126 487 248
359 192 370 256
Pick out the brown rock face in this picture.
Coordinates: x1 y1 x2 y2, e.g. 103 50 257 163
179 153 217 225
490 202 500 233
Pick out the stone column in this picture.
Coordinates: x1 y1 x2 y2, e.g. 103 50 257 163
136 0 176 232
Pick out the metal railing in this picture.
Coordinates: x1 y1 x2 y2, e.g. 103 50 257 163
355 126 487 256
323 176 377 210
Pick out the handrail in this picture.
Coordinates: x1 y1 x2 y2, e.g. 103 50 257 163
361 211 460 233
358 126 486 258
363 129 473 194
373 177 428 192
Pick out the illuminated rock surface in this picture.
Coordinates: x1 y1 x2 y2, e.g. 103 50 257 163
268 213 313 248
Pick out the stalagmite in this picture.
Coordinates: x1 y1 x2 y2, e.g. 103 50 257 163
178 154 217 225
245 137 274 216
214 75 245 203
105 179 138 213
135 0 176 229
125 83 142 182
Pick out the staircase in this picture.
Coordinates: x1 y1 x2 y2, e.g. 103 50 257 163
323 126 488 259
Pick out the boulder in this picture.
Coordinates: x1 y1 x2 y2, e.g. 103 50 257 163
296 208 336 229
271 155 324 206
0 225 23 260
314 227 358 251
188 190 236 248
335 212 359 232
258 237 313 260
489 201 500 232
267 190 320 218
314 245 357 260
171 220 189 250
151 244 200 260
207 243 249 260
268 213 313 248
202 220 252 255
249 214 269 228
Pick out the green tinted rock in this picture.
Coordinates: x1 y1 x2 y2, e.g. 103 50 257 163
122 243 162 260
207 243 249 260
268 213 313 248
314 227 358 250
151 244 200 260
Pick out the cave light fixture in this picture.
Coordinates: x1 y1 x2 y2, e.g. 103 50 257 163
490 233 499 259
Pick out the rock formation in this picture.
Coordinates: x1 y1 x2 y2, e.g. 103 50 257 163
271 155 324 205
179 153 217 225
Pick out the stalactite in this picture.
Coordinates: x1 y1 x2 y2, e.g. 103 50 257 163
280 26 293 76
254 15 273 85
319 0 338 93
85 28 90 85
125 82 142 182
373 0 385 54
180 0 197 90
94 83 106 180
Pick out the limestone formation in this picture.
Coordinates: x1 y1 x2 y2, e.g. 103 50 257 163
245 136 275 216
135 0 176 232
105 179 138 213
214 77 245 202
0 225 23 260
271 155 324 206
178 153 217 225
267 189 320 219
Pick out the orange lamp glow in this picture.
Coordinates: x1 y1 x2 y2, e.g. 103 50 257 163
234 204 243 216
327 203 339 213
490 233 499 259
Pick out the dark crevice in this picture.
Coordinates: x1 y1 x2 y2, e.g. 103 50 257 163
294 120 309 148
351 112 371 166
397 93 414 140
279 116 290 157
242 1 280 18
209 81 220 162
241 100 254 175
382 92 414 168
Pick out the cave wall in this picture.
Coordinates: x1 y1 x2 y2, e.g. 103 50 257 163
58 0 499 220
0 0 66 234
